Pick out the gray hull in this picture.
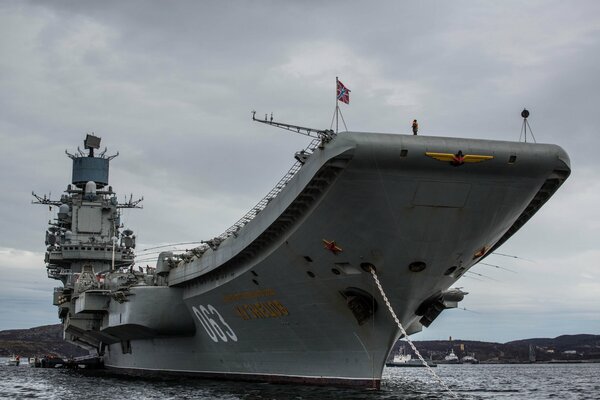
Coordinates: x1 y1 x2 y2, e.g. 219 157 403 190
94 132 569 387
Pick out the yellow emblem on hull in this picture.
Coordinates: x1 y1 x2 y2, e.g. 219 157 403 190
425 151 493 166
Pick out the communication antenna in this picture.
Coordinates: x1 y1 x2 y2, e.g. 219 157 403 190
519 108 536 143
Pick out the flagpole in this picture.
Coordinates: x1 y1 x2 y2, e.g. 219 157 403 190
335 76 339 134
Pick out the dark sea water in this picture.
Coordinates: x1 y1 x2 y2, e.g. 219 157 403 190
0 362 598 399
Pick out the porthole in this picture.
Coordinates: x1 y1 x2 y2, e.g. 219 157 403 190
306 271 315 278
409 261 427 272
331 268 341 275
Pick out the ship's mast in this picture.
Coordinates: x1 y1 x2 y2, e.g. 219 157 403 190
32 134 142 294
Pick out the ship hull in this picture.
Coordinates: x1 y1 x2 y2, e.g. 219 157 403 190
97 132 569 387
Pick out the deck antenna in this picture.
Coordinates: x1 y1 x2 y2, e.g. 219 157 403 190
519 108 536 143
251 110 334 143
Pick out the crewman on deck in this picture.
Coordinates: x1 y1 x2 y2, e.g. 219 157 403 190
412 119 418 135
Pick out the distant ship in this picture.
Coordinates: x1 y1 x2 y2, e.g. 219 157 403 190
443 349 461 364
33 118 570 388
6 355 20 366
386 347 436 367
461 353 479 364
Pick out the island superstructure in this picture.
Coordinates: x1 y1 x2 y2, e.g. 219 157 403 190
32 134 143 351
34 125 570 388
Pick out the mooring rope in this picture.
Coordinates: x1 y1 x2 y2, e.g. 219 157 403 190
369 268 460 399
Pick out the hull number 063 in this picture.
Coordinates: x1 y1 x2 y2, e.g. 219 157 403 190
192 305 238 343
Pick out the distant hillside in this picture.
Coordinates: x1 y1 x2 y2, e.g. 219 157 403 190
2 324 599 363
0 324 87 358
391 334 600 363
507 334 600 350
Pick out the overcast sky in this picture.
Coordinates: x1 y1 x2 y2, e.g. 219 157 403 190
1 1 598 342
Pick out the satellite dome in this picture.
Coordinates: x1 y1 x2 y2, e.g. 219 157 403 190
85 181 97 195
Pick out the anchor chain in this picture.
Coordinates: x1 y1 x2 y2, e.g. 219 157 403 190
369 268 459 399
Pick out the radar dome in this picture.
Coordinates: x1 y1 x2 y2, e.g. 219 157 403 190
85 181 97 194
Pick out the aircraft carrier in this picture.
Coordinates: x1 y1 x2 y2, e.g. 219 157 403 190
33 121 570 388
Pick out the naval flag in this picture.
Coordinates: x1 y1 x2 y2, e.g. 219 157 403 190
336 79 350 104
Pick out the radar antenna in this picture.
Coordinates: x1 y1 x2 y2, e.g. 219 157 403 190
118 194 144 209
519 108 536 143
84 133 102 157
31 191 61 206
